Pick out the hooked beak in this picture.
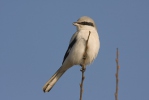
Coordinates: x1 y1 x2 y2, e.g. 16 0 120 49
73 22 78 26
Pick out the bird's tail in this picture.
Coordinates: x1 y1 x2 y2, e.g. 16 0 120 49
43 66 67 92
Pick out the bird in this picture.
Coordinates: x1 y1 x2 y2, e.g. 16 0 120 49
43 16 100 92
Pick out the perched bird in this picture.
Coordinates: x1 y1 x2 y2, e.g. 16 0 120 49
43 16 100 92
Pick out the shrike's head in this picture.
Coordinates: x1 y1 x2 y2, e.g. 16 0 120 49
73 16 97 30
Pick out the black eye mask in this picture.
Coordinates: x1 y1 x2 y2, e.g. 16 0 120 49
78 21 94 27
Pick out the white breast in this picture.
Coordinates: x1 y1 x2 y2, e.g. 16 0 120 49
68 28 100 66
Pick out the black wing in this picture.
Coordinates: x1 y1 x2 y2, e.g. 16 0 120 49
62 36 77 64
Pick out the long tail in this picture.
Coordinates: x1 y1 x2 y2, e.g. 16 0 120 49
43 66 68 92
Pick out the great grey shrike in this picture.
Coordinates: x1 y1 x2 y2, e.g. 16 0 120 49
43 16 100 92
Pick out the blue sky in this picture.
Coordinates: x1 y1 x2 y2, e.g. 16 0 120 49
0 0 149 100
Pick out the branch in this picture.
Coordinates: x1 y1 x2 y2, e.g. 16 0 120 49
79 31 91 100
115 48 120 100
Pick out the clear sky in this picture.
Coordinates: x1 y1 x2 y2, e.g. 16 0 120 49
1 0 149 100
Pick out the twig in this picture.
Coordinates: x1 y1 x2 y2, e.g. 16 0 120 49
115 48 120 100
79 31 91 100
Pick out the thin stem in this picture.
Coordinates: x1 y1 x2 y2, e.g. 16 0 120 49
79 31 91 100
115 48 120 100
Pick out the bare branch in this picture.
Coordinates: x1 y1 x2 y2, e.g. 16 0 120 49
80 31 91 100
115 48 120 100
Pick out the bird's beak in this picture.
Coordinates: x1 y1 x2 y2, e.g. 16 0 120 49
73 22 78 26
